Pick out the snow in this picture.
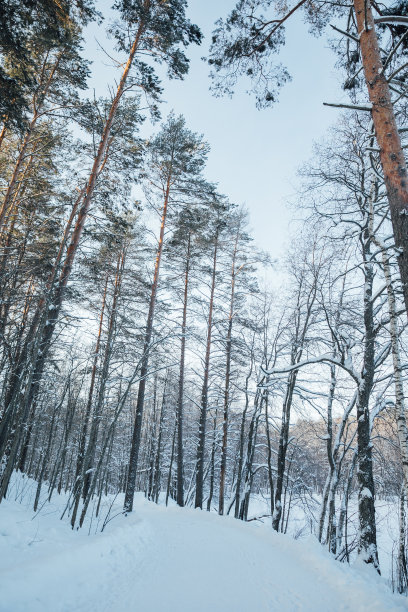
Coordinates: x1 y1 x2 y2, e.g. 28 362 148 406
0 477 406 612
247 492 402 583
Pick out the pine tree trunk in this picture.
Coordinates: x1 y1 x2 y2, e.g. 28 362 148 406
219 227 239 515
82 249 125 500
166 418 177 506
354 0 408 316
234 359 253 518
206 409 218 511
176 234 191 507
153 382 166 504
71 251 124 528
195 231 218 509
0 124 6 150
124 175 171 513
73 272 109 493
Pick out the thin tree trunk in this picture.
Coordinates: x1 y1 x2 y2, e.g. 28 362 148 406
234 357 253 518
71 249 125 527
74 272 109 487
337 450 357 558
371 226 408 498
124 172 172 513
195 230 218 509
397 488 408 594
264 391 275 522
239 391 262 521
153 382 166 504
219 226 239 515
166 417 177 506
206 408 218 512
272 371 297 531
176 234 191 507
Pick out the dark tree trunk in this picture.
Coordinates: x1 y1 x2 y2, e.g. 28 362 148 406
264 391 275 522
176 234 191 507
124 176 171 514
234 359 253 518
206 409 218 512
356 227 379 570
272 371 297 531
219 226 239 515
195 231 218 509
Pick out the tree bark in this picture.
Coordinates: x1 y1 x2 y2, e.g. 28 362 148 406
176 234 191 507
195 230 218 509
355 227 380 570
354 0 408 316
219 225 239 515
124 173 172 513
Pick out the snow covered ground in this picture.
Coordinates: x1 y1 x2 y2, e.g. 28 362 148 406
246 492 401 581
0 477 407 612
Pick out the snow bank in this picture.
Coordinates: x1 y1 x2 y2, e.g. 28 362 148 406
0 478 406 611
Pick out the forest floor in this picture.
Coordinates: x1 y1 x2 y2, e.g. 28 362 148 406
0 476 407 612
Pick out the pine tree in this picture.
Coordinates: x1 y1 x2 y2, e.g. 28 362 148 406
124 113 212 513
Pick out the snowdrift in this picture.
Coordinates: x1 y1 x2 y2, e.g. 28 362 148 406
0 479 406 612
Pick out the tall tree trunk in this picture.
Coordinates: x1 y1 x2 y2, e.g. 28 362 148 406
71 250 124 528
239 391 262 521
74 272 109 490
354 0 408 316
147 375 158 500
82 249 125 500
124 173 172 513
153 385 166 505
370 227 408 498
176 234 191 507
219 225 239 515
234 356 253 518
337 450 357 559
272 372 297 531
355 228 379 570
166 417 177 506
318 363 337 544
397 488 408 594
206 408 218 511
264 391 275 522
271 279 316 531
195 230 218 509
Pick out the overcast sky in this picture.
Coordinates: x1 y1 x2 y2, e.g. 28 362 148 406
85 1 350 261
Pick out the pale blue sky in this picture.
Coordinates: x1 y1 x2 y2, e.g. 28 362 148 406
85 1 348 259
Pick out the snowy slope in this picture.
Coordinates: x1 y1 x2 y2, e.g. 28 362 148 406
0 482 407 612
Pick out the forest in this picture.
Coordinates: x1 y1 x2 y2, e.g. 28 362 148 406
2 0 408 609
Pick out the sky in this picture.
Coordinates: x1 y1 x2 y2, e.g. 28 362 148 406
84 0 351 262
